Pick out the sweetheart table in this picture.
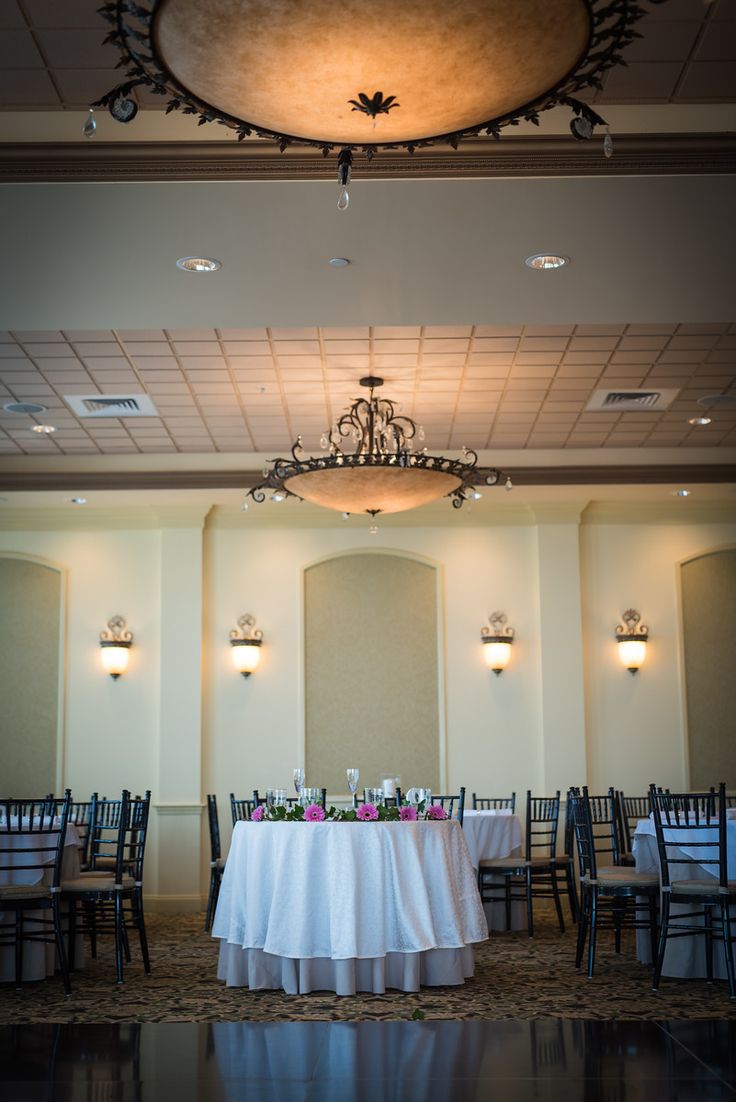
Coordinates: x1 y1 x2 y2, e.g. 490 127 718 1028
212 819 488 995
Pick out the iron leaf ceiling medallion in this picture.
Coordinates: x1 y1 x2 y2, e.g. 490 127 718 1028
248 377 509 517
94 0 665 207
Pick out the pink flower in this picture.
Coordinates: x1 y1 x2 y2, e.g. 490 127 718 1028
305 803 326 821
425 804 447 820
356 803 379 821
251 805 265 822
399 805 418 821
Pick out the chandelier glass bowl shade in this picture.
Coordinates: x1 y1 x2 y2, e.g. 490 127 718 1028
95 0 655 159
248 377 505 517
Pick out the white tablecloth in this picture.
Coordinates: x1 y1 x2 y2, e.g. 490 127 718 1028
634 817 736 979
462 809 525 931
0 822 80 982
212 819 488 994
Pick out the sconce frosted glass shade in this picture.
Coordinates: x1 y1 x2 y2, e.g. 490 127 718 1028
231 640 262 677
482 639 512 675
617 638 647 673
100 643 131 679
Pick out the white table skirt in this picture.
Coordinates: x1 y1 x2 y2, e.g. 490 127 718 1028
212 819 487 995
0 823 80 983
462 810 525 932
634 818 736 980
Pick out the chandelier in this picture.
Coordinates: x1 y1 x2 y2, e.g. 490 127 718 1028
248 377 508 517
93 0 659 206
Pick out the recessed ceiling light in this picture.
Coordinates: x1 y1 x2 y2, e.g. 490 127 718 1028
68 497 87 505
525 254 568 270
175 256 222 273
688 416 712 426
672 489 691 498
328 257 350 267
32 424 56 434
697 394 736 409
3 401 48 415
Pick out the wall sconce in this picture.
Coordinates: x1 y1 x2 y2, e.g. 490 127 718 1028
615 609 649 674
481 611 514 676
229 614 263 678
99 615 133 679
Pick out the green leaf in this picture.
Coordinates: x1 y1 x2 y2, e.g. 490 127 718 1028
410 1009 425 1020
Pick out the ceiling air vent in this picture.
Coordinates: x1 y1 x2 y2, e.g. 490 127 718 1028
585 388 679 412
64 394 159 418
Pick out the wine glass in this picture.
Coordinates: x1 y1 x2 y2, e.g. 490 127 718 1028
293 768 305 797
346 768 359 797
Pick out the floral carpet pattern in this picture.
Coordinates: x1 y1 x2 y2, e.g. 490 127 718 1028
2 910 735 1023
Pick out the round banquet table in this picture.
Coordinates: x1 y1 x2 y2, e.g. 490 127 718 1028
0 821 80 983
462 809 525 931
633 815 736 979
212 819 488 995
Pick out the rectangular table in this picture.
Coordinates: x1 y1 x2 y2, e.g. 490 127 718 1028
462 809 525 931
212 818 488 995
633 815 736 979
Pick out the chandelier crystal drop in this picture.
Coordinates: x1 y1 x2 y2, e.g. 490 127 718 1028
248 376 507 517
93 0 661 203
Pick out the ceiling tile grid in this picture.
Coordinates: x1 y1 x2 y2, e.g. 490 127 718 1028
0 325 734 457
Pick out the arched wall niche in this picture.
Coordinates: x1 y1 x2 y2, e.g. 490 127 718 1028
0 552 66 794
303 548 445 795
679 545 736 789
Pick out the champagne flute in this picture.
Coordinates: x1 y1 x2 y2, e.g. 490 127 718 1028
346 768 359 797
293 768 305 797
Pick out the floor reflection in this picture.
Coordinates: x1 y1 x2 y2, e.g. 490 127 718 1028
1 1019 734 1101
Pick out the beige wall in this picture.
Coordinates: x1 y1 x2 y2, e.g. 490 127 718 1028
2 503 735 907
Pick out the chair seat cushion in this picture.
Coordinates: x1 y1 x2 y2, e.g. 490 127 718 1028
479 856 527 870
0 883 50 901
586 869 659 888
62 875 135 893
78 869 115 878
671 879 736 896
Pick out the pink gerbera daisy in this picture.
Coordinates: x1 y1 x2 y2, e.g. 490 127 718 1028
425 804 448 820
251 805 265 821
399 805 418 821
305 803 326 821
356 803 379 821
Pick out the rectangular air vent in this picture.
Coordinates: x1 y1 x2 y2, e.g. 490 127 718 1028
585 388 680 413
64 394 159 418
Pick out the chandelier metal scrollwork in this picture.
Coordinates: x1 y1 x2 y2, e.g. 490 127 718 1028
248 376 508 518
91 0 668 208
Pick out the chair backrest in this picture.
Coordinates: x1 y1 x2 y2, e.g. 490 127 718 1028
206 795 221 862
125 791 151 884
524 790 561 861
649 782 727 890
472 793 516 812
584 787 621 866
432 787 466 826
355 789 401 809
616 790 651 854
726 794 736 810
69 794 96 868
230 793 255 824
0 791 72 890
87 793 122 869
568 787 599 881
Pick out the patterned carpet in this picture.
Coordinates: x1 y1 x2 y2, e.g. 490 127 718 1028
2 910 735 1023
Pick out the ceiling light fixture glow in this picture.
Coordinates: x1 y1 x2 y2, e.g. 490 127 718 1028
32 425 57 434
175 257 222 273
94 0 644 209
328 258 350 267
525 254 569 270
673 489 691 498
68 497 88 505
248 375 507 517
688 416 712 426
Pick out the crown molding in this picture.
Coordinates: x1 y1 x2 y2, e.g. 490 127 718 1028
1 133 734 182
1 463 734 493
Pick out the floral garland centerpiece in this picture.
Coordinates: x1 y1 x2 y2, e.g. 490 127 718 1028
251 801 448 823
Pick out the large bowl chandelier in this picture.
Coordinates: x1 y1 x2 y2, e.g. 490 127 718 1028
248 377 508 517
93 0 662 205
